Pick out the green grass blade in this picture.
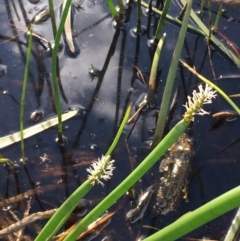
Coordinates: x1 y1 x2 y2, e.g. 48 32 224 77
63 120 189 241
0 109 79 149
20 26 33 164
152 0 192 148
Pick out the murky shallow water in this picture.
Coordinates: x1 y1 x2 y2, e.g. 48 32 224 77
0 0 240 240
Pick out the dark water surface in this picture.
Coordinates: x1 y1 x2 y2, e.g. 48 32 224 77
0 0 240 240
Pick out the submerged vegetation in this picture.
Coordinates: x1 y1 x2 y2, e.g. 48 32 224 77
0 0 240 240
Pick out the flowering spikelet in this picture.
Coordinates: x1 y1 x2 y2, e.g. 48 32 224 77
183 84 217 123
87 155 115 186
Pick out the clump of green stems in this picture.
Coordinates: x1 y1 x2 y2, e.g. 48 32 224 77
35 104 132 241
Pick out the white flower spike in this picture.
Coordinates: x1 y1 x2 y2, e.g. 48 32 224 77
87 155 115 186
183 84 217 123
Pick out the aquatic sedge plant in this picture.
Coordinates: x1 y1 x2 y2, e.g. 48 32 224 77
62 84 217 241
35 104 131 241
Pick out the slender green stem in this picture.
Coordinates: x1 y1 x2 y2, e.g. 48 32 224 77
200 0 205 16
212 4 222 32
106 104 132 156
105 0 122 26
147 33 166 104
0 157 18 170
117 0 126 14
180 60 240 115
154 0 171 41
48 0 57 38
152 0 192 148
52 0 72 143
20 26 33 165
143 186 240 241
63 120 189 241
35 181 92 241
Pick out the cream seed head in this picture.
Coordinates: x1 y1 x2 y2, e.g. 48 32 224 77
87 155 115 186
183 84 217 123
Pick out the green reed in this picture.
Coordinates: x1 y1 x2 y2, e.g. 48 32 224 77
144 186 240 240
48 0 57 38
152 0 192 148
105 0 123 26
212 4 222 32
51 0 72 144
153 0 172 43
20 26 33 165
147 33 166 104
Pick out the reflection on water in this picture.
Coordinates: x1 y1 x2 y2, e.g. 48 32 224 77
0 0 240 240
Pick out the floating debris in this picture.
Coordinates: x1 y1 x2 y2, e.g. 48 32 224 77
61 0 80 57
0 64 7 76
31 6 50 24
30 109 46 122
155 133 194 214
126 184 157 223
212 111 238 122
72 199 89 217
